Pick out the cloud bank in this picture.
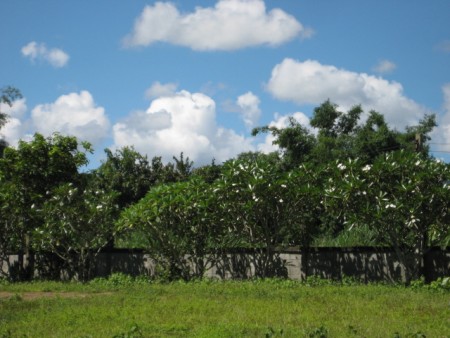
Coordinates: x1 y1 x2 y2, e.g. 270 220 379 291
123 0 310 50
266 58 427 128
113 90 254 165
21 41 69 68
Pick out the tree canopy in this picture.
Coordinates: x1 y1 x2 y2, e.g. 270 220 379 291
0 99 447 283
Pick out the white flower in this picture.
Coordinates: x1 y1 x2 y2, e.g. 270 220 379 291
415 160 421 166
337 163 346 170
385 203 396 209
362 165 371 172
96 205 103 209
281 184 287 188
279 199 283 203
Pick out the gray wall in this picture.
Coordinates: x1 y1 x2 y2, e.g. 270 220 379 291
2 247 449 282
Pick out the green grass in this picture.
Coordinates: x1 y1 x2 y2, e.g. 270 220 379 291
1 278 449 337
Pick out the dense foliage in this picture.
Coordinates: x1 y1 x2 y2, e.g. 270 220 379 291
0 98 448 282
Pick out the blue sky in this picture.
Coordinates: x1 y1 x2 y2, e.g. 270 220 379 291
1 0 450 167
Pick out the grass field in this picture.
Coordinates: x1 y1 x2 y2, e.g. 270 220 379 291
0 277 449 337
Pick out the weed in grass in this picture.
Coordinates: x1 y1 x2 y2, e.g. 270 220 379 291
0 329 12 338
304 275 333 287
112 324 143 338
265 326 284 337
393 331 427 338
8 293 22 302
347 324 359 335
306 325 329 338
89 272 151 289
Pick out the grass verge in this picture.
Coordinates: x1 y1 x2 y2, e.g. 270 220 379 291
0 277 449 337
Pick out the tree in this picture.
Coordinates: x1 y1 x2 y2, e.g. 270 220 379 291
252 117 316 169
0 133 92 279
253 100 437 168
211 158 294 277
191 158 222 184
37 184 118 281
118 178 216 280
95 147 155 210
324 151 450 283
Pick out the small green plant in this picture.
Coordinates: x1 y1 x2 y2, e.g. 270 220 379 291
0 329 13 338
89 273 149 288
393 331 426 338
265 326 284 337
410 276 450 292
340 274 362 286
112 324 143 338
306 325 328 338
304 275 332 287
8 293 22 301
347 325 359 335
428 276 449 292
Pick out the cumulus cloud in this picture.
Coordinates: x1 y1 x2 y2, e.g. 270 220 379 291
123 0 310 50
266 58 427 128
236 91 261 129
257 112 311 153
31 91 109 145
373 60 396 74
145 81 178 99
0 99 28 145
21 41 69 68
113 90 254 165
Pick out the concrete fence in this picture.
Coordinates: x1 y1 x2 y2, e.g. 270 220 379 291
2 247 449 282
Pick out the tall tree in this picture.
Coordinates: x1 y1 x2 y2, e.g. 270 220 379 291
253 100 437 168
252 117 316 169
95 147 154 210
0 133 91 279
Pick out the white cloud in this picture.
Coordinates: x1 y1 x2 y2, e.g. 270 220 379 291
0 99 28 146
21 41 69 68
31 91 109 145
123 0 309 50
257 112 311 153
373 60 396 74
145 81 178 99
266 58 427 129
236 91 261 129
113 90 254 165
0 98 27 119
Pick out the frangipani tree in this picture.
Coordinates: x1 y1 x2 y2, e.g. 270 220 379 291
212 158 324 277
118 178 215 280
324 151 450 283
37 184 118 281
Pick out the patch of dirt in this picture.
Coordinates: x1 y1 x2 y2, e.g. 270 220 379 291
0 291 112 301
